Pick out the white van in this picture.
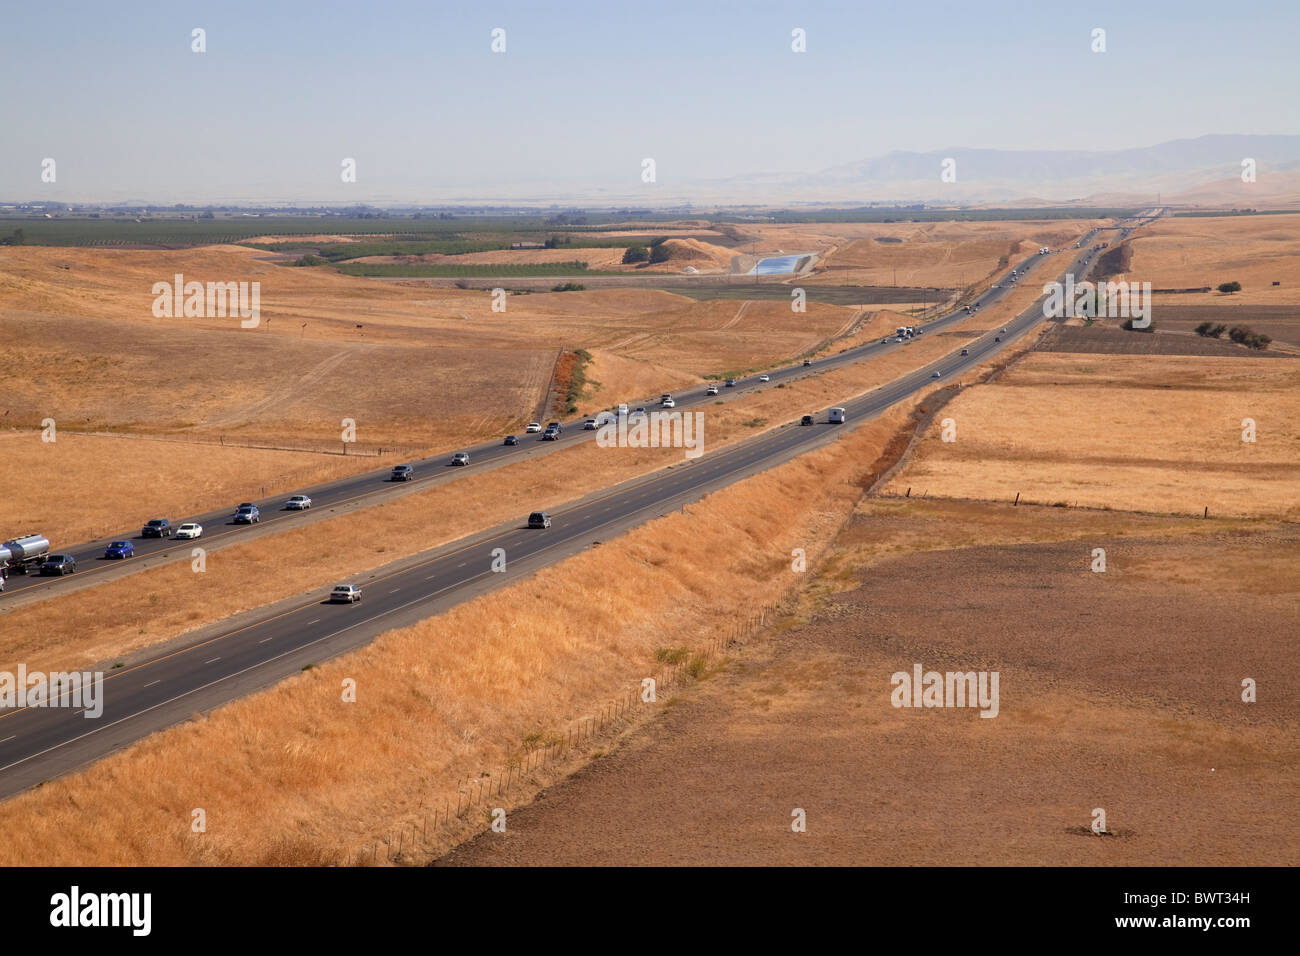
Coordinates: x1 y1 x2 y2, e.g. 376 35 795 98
829 407 846 424
617 403 629 417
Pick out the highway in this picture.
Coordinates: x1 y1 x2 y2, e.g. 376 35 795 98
0 239 1090 607
0 226 1127 796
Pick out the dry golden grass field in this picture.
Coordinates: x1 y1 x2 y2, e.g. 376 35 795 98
801 219 1106 288
0 394 919 866
439 498 1298 867
0 244 873 540
0 226 1048 546
1118 213 1300 305
882 353 1300 518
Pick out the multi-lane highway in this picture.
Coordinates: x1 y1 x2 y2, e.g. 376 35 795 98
0 226 1121 795
0 239 1089 607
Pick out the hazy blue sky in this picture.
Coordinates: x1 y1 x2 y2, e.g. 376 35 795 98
2 0 1296 202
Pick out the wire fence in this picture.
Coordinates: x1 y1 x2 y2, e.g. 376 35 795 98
357 602 779 866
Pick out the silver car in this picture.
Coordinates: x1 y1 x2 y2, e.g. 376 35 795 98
330 584 362 603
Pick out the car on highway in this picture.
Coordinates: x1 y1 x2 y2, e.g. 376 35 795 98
829 407 846 424
725 379 737 387
104 540 134 559
661 397 675 408
39 554 77 576
583 419 598 430
758 374 770 383
617 404 629 417
1001 328 1008 333
233 505 261 524
894 337 904 343
451 452 470 466
542 427 559 441
504 435 519 446
528 511 551 529
329 584 362 604
932 371 942 378
800 415 814 426
629 407 647 421
802 359 812 367
390 464 414 481
882 338 890 344
525 422 542 433
705 384 719 396
175 523 203 539
285 495 312 510
141 518 173 538
547 421 563 434
960 348 969 356
994 336 1001 342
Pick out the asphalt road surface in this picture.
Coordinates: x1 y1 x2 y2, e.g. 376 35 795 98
0 226 1122 796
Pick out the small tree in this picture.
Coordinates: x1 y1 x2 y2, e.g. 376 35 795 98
622 246 649 264
648 243 672 264
1217 280 1242 293
1194 321 1213 336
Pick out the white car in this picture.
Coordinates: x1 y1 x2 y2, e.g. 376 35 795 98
758 374 770 382
330 584 362 604
932 371 942 378
451 452 469 466
525 422 542 433
285 495 312 510
175 522 203 539
584 419 598 430
661 397 675 408
705 384 719 396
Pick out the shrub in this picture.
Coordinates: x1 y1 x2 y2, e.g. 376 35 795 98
648 243 672 264
622 246 649 264
1217 280 1242 293
550 282 585 292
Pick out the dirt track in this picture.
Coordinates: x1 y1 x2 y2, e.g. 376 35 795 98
437 502 1298 866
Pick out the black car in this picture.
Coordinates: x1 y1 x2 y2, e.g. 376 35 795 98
800 415 814 426
503 435 519 446
802 359 812 367
40 554 77 576
141 518 173 538
546 421 563 434
528 511 551 529
390 464 414 481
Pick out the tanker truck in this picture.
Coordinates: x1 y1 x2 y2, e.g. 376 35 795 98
1 533 52 578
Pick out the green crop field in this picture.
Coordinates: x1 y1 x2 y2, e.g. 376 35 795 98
333 260 623 278
0 213 695 248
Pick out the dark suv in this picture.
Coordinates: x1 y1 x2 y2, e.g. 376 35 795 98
390 464 414 481
528 511 551 529
40 554 77 576
141 518 173 538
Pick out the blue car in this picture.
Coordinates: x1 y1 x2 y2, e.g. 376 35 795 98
104 540 134 559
